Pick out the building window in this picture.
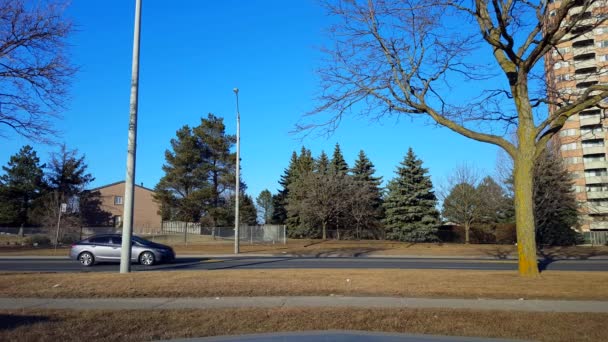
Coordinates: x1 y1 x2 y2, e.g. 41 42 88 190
598 40 608 48
556 74 571 82
114 196 123 205
554 61 570 70
585 169 608 177
560 142 578 151
552 47 571 57
582 139 605 148
559 128 577 137
581 126 603 135
571 171 584 179
584 154 607 162
595 27 608 35
587 184 608 192
599 54 608 62
564 156 582 165
573 185 585 193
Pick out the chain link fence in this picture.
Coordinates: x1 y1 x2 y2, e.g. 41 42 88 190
160 221 287 244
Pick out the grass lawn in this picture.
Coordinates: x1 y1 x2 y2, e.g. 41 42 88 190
2 269 608 300
1 237 607 259
1 308 606 342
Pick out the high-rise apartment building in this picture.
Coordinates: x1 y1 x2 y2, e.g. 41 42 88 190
545 0 608 231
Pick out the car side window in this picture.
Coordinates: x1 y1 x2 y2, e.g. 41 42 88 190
111 237 122 246
88 236 109 244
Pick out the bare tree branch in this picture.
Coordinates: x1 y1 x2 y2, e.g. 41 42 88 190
0 0 75 143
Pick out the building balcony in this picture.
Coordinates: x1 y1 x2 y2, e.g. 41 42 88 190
580 115 602 126
584 161 608 169
587 204 608 214
582 146 606 155
581 132 604 141
587 191 608 200
590 221 608 230
585 176 608 184
574 65 598 75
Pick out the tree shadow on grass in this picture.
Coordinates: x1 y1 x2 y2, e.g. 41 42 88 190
289 247 386 257
479 245 515 260
0 314 52 330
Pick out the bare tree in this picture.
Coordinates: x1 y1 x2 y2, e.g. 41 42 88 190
441 164 481 244
305 0 608 276
0 0 75 142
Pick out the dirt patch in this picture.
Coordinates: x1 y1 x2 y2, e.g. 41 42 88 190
0 308 605 342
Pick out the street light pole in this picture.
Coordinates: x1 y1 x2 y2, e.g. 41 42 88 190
233 88 240 254
120 0 142 274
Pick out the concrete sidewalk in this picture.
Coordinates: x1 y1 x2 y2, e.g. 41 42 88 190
2 296 608 313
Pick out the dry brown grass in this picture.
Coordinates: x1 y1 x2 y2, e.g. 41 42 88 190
1 308 606 342
3 238 607 259
2 269 608 300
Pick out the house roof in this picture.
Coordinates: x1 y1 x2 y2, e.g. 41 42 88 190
90 180 156 193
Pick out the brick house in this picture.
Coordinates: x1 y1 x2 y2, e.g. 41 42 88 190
91 181 162 234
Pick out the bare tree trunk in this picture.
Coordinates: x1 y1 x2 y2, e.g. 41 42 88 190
514 151 540 277
322 221 327 240
464 222 470 244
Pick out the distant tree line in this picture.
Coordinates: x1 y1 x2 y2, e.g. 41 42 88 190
269 145 439 241
0 145 111 243
267 143 581 246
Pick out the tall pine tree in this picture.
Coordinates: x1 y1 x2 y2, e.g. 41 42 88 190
0 145 45 227
383 148 439 242
330 143 348 175
271 151 298 224
534 149 581 246
286 147 316 236
155 114 236 224
350 150 384 238
316 151 330 174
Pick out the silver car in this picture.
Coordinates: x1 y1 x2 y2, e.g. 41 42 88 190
69 234 175 267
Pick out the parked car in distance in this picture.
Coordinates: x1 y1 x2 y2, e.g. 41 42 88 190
70 234 175 267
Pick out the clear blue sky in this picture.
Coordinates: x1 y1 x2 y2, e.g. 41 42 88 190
1 0 502 199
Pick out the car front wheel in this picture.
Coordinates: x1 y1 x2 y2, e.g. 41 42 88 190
139 251 155 266
79 252 94 267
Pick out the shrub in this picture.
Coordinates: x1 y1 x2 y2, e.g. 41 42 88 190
59 235 79 245
26 234 51 246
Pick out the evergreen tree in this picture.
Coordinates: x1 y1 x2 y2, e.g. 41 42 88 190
533 149 581 246
256 189 274 224
271 151 298 224
286 147 317 237
330 143 348 175
227 193 258 226
315 151 330 174
383 148 439 242
154 125 208 222
155 114 236 224
350 150 384 238
240 194 258 226
193 113 237 222
0 146 46 227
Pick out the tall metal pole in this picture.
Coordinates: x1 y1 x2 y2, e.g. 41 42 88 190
120 0 142 274
233 88 240 254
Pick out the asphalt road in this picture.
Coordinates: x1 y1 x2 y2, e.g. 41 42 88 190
1 256 608 272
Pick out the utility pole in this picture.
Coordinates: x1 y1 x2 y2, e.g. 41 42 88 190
233 88 240 254
120 0 142 274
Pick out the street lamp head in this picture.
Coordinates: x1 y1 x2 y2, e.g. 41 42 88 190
233 88 239 94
